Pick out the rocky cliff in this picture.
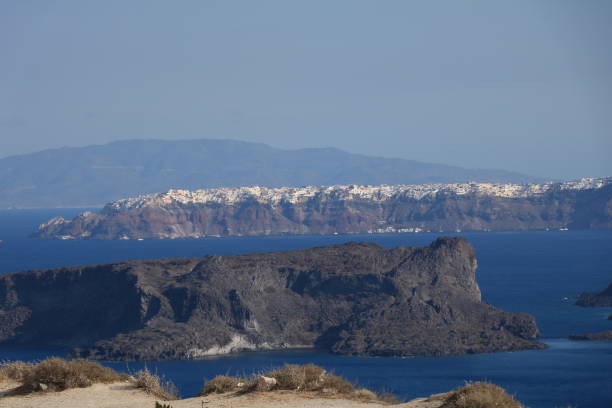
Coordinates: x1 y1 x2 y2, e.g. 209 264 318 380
575 283 612 307
0 238 543 361
35 178 612 240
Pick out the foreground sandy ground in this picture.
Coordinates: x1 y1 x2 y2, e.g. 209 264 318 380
0 381 443 408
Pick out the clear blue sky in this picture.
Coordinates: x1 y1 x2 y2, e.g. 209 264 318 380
1 0 610 179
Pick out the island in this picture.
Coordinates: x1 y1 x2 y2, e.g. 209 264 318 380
575 283 612 307
569 331 612 341
35 178 612 240
0 238 543 361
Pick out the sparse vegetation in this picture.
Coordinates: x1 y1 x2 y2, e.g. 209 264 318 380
0 358 177 401
200 364 399 404
2 359 530 408
1 358 129 394
201 375 247 394
0 361 34 382
134 367 179 400
436 382 525 408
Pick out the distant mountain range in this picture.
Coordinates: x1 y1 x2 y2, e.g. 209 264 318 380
0 139 543 208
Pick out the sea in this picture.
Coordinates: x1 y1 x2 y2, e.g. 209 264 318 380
1 209 611 407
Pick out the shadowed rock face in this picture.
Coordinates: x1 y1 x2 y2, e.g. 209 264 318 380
35 179 612 240
569 331 612 341
576 283 612 307
0 238 543 361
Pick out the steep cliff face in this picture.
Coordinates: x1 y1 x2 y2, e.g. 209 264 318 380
0 238 543 361
35 178 612 240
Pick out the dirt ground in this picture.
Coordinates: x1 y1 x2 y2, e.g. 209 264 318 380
0 381 443 408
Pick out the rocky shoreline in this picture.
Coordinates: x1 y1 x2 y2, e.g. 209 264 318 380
0 238 543 361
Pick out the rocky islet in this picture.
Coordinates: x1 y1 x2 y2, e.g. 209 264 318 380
0 238 543 361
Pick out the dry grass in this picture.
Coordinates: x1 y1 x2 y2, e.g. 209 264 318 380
0 358 178 400
0 361 35 382
133 367 179 400
438 382 525 408
200 364 399 404
3 358 129 394
201 375 248 394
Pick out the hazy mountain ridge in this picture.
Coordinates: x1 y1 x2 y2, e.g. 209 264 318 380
0 139 542 208
36 178 612 240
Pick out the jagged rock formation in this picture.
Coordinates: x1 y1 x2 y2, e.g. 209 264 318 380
0 238 543 361
569 331 612 341
35 178 612 240
575 283 612 307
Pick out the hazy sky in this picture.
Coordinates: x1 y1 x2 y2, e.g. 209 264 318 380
1 0 611 179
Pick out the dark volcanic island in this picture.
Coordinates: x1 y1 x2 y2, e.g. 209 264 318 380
569 331 612 341
575 283 612 307
0 238 543 361
570 283 612 341
35 178 612 240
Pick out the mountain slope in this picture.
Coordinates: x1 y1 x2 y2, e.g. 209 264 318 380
0 139 542 208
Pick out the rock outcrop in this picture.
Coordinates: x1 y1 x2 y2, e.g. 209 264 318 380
35 178 612 240
0 238 543 361
569 331 612 341
575 283 612 307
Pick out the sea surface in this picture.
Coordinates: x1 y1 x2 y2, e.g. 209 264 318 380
1 209 611 407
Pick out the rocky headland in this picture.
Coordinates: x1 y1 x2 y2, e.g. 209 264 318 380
0 238 543 361
35 177 612 240
575 283 612 307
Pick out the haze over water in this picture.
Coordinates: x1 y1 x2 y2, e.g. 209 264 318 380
1 209 611 407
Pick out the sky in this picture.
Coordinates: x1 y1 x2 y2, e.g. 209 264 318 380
1 0 611 180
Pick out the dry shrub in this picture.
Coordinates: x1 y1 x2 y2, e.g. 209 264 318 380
268 364 311 390
267 363 355 393
440 382 524 408
353 388 378 400
14 358 127 393
134 367 179 400
201 375 248 394
316 372 355 394
200 364 396 404
0 361 34 382
378 392 402 405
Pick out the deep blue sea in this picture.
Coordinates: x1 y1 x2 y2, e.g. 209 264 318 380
1 209 611 407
